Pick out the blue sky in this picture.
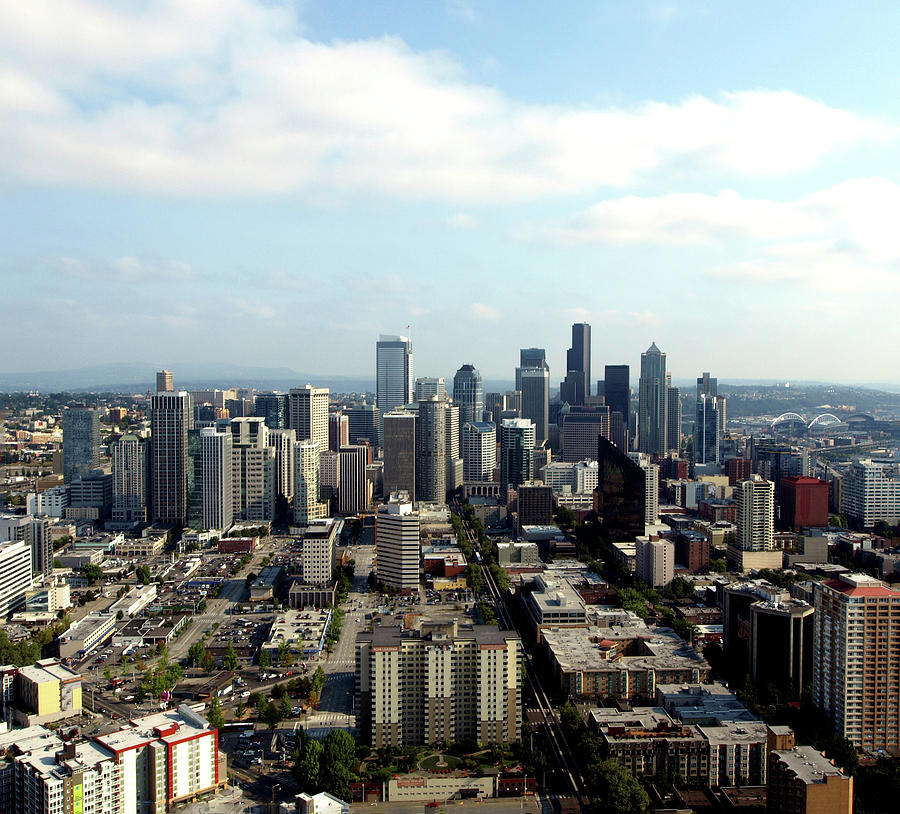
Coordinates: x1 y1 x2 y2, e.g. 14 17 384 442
1 0 898 385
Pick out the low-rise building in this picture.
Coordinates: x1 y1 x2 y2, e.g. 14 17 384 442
57 613 117 658
13 659 83 725
249 566 284 602
264 609 333 656
108 584 157 617
524 573 588 639
543 623 709 700
496 542 540 566
767 746 852 814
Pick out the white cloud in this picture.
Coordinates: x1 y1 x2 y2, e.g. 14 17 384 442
447 213 479 229
471 303 500 320
46 255 195 282
549 177 900 294
0 1 891 201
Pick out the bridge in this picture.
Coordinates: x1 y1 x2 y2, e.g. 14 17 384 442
771 412 844 430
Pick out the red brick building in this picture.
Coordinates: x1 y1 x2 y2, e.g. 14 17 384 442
780 477 829 530
725 458 751 486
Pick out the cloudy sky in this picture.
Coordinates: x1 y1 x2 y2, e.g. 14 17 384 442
2 1 899 385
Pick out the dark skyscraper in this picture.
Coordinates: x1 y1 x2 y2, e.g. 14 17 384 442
604 365 630 450
560 322 591 405
151 391 191 526
594 435 647 541
452 364 484 427
638 342 667 457
254 392 288 429
696 372 719 465
62 407 100 484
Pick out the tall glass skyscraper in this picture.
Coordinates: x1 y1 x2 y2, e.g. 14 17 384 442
452 364 484 426
62 407 99 483
560 322 591 405
638 342 667 457
376 334 413 446
696 372 719 465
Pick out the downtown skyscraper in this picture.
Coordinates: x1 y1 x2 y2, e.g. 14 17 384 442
696 372 720 465
62 406 100 483
560 322 591 406
150 391 192 526
638 342 667 457
376 334 413 446
452 364 484 427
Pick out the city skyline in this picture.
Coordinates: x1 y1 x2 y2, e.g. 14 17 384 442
2 2 900 383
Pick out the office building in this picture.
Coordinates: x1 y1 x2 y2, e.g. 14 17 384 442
813 573 900 751
484 392 506 427
638 342 667 457
338 445 369 515
781 477 829 530
461 422 496 482
636 534 674 587
415 377 446 402
345 403 379 447
294 440 328 525
558 404 610 462
111 434 148 525
185 427 202 529
0 540 33 617
725 457 751 486
301 521 338 585
356 618 521 747
150 391 192 526
559 322 591 406
516 348 547 389
517 482 553 526
452 364 484 427
666 379 682 455
376 334 413 445
594 437 646 541
519 367 549 444
200 428 233 531
319 450 340 508
156 369 174 392
841 459 900 527
270 428 296 504
767 746 852 814
383 411 417 499
328 412 349 452
627 452 660 526
499 418 535 492
416 398 447 503
62 408 99 484
375 494 420 592
253 392 288 429
229 417 275 521
540 460 598 495
603 364 630 449
289 386 330 453
696 372 719 465
67 470 113 520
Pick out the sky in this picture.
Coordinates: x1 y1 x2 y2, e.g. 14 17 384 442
2 0 899 385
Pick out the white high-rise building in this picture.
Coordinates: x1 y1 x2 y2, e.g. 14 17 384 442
111 433 148 525
375 494 420 592
376 334 413 445
289 386 330 453
294 440 328 525
301 521 338 585
518 367 549 444
842 459 900 527
628 452 660 526
461 422 496 482
736 474 775 550
0 540 33 616
200 428 233 531
444 403 463 492
270 428 296 503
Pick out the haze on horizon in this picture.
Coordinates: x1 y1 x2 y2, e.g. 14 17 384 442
2 1 899 383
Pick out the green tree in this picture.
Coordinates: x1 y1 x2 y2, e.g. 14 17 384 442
81 563 104 584
311 666 327 695
587 760 650 814
136 564 152 584
321 729 356 800
103 666 112 683
202 650 216 673
280 693 292 719
258 649 271 669
263 701 283 729
223 642 238 671
188 641 205 667
207 696 225 730
294 738 323 792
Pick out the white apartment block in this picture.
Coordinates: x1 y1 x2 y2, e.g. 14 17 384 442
736 474 774 551
200 428 233 532
628 452 660 526
294 440 328 525
0 539 34 617
26 486 69 519
636 535 674 588
230 418 275 522
357 619 521 747
301 520 338 585
842 459 900 527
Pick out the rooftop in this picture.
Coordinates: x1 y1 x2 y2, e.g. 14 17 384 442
95 704 212 753
772 746 848 784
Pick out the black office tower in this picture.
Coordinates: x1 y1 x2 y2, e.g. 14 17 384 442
603 365 630 449
560 323 591 406
594 435 645 541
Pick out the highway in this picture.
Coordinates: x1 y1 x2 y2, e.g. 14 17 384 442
454 506 588 810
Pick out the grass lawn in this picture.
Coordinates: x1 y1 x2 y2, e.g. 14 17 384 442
420 753 461 772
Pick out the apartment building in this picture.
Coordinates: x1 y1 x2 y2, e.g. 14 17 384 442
356 618 521 747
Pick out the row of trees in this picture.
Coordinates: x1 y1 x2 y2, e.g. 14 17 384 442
188 641 238 672
294 729 358 801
